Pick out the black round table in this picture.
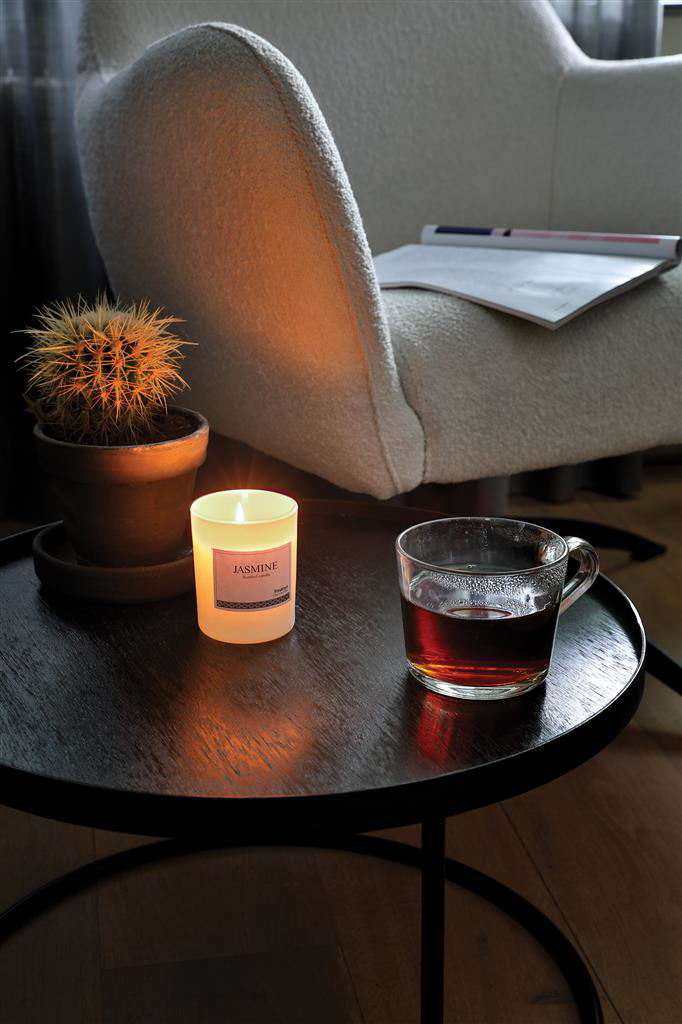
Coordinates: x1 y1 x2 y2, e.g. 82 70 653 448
0 501 645 1024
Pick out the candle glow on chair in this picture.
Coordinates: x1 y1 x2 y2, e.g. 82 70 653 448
190 490 298 643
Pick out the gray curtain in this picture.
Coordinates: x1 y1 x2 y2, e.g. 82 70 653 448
550 0 662 58
1 0 107 517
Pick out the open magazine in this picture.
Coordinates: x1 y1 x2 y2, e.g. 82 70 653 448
373 226 681 329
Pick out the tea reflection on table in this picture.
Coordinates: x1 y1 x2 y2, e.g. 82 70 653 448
413 685 548 770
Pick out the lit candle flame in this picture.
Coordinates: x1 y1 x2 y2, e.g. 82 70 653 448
235 500 245 523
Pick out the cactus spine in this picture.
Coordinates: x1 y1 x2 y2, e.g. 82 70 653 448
19 297 192 445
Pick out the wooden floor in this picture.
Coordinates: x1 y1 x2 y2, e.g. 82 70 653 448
0 462 680 1023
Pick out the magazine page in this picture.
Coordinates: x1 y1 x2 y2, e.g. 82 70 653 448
373 244 671 329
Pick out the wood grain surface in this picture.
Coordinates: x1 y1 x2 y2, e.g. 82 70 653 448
0 503 642 838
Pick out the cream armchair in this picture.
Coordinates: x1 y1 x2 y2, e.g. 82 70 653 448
76 0 682 499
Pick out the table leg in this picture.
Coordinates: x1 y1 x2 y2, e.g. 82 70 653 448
421 816 446 1024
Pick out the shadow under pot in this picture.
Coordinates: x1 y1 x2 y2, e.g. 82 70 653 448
34 406 209 567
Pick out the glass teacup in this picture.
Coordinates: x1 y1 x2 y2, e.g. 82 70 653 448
396 517 599 700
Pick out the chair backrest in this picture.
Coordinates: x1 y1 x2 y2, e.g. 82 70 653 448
80 0 582 253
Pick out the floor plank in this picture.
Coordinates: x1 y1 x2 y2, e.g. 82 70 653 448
445 810 621 1024
316 815 620 1024
506 469 681 1023
503 720 682 1024
101 944 363 1024
634 675 682 773
0 806 101 1024
94 835 339 970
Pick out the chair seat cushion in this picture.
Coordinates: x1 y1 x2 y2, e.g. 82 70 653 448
383 263 682 484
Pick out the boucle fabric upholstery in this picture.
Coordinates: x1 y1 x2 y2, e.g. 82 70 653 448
553 57 682 236
77 21 424 496
77 0 682 497
385 265 682 484
79 0 682 249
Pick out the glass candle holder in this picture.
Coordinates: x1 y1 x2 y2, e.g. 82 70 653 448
190 490 298 643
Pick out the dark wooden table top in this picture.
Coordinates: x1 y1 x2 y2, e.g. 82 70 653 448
0 501 645 838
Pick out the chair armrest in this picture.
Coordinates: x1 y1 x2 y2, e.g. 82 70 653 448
552 55 682 234
76 22 424 497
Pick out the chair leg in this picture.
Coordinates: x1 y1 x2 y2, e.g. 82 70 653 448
404 478 511 517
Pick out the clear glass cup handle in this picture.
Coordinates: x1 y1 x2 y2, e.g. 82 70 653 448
559 537 600 615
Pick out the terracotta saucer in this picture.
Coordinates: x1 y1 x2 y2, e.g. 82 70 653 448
32 523 195 603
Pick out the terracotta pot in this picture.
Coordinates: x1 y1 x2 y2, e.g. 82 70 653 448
34 407 209 567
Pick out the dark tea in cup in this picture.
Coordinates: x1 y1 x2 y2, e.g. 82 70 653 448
396 518 599 700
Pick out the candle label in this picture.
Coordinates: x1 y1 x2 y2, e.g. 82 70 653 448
213 542 292 611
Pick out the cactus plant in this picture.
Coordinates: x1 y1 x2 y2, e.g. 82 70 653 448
18 296 192 445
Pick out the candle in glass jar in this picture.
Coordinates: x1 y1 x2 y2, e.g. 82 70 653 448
190 490 298 643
